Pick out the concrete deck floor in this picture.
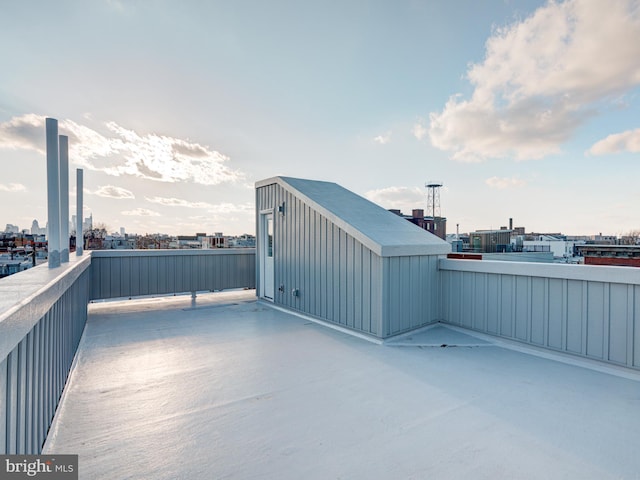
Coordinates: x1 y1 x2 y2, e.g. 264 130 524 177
44 290 640 479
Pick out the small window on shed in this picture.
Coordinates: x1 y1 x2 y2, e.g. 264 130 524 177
267 216 273 257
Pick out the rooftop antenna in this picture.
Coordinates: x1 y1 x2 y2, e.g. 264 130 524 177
425 181 443 218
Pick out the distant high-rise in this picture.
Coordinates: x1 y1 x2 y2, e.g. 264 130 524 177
31 219 46 235
83 214 93 232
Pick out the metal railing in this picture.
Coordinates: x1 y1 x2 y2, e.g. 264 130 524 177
439 258 640 369
1 255 90 454
89 249 256 300
1 248 256 454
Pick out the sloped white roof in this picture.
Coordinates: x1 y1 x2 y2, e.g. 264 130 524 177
256 176 450 257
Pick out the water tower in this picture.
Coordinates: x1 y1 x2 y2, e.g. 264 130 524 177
425 181 443 218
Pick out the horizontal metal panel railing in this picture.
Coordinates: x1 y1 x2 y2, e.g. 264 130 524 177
89 249 256 300
439 258 640 370
1 255 90 454
1 249 256 454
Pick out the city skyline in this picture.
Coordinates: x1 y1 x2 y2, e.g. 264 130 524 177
1 1 639 236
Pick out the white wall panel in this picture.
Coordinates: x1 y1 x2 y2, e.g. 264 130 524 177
486 274 500 335
461 272 473 329
547 278 564 350
473 273 487 331
500 276 514 338
440 259 640 370
634 286 640 368
608 284 629 364
530 278 546 345
586 282 605 359
515 276 529 341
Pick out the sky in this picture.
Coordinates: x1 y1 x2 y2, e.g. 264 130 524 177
1 0 639 237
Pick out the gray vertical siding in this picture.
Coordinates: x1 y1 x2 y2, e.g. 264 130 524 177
89 249 255 300
440 259 640 370
257 182 441 338
258 182 384 336
1 257 90 454
382 255 440 337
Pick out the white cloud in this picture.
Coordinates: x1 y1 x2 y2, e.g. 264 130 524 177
0 183 27 192
145 196 214 209
208 202 253 214
0 114 244 185
144 197 252 214
121 208 160 217
429 0 640 162
364 186 424 212
412 122 428 140
485 176 527 189
92 185 135 199
106 0 125 12
589 127 640 155
0 114 46 153
373 131 392 145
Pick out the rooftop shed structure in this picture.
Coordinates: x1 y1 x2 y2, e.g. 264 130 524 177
255 176 451 339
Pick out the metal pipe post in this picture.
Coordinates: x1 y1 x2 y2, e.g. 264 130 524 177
46 118 61 268
59 135 70 263
76 169 83 256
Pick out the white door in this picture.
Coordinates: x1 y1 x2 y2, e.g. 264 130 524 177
260 212 274 300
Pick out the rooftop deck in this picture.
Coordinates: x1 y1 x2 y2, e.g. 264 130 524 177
44 290 640 479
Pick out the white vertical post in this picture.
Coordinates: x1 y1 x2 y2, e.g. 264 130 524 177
59 135 70 263
46 118 61 268
76 169 83 256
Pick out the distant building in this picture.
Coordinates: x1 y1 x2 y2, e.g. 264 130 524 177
619 234 640 246
525 232 566 241
576 245 640 267
82 214 93 234
31 219 46 235
103 235 136 250
0 240 37 277
227 234 256 248
499 219 525 236
589 233 617 245
84 225 106 250
134 233 172 249
469 229 513 253
389 208 447 240
0 257 33 278
172 235 203 249
201 232 225 249
522 238 584 260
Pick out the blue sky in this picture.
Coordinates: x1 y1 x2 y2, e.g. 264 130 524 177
1 0 639 236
